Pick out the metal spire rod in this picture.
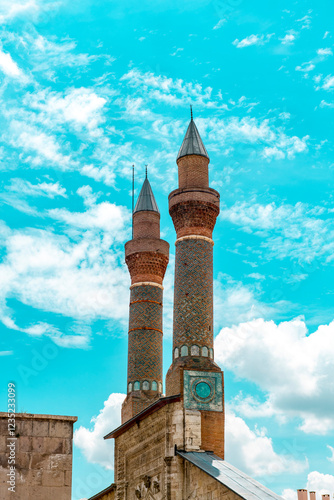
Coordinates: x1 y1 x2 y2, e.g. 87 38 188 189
145 165 148 179
132 165 135 238
190 104 193 120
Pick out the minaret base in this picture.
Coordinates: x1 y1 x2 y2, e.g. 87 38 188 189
121 391 162 424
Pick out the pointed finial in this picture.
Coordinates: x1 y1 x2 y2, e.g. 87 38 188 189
145 165 148 179
190 104 193 120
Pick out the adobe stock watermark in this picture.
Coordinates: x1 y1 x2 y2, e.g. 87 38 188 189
17 343 59 386
7 382 16 493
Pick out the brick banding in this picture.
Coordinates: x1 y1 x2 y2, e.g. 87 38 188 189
128 327 163 334
130 299 163 306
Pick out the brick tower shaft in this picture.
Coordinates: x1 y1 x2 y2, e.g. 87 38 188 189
165 114 224 458
122 177 169 423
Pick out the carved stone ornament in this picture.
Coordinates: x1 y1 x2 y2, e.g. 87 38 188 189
153 480 160 494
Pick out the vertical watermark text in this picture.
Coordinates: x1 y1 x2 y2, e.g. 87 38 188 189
7 382 16 493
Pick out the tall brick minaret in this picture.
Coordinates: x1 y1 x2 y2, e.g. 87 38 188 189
121 174 169 423
166 110 225 457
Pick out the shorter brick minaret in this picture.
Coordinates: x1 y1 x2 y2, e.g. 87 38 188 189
121 174 169 423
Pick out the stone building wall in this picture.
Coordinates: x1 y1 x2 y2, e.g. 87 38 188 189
113 398 229 500
0 412 77 500
185 461 244 500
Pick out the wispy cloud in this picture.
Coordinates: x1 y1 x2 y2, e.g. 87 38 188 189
220 200 334 264
213 19 226 30
7 178 67 198
233 34 274 49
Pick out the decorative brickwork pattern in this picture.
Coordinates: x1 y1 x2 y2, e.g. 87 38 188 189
128 285 163 383
123 183 169 423
125 251 169 286
170 200 219 239
173 238 213 350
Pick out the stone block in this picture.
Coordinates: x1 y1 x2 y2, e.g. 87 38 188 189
31 437 44 453
18 436 31 453
50 454 72 471
44 437 63 454
64 470 72 487
30 453 50 470
0 436 6 453
49 421 72 439
26 469 42 486
42 469 64 487
32 420 49 437
63 438 72 454
15 452 30 470
16 419 33 437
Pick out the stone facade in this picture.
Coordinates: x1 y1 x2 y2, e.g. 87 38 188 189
110 397 231 499
0 412 77 500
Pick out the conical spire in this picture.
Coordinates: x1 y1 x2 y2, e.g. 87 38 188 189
177 110 209 161
134 177 159 214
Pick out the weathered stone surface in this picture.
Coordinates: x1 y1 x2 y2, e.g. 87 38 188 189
0 413 76 500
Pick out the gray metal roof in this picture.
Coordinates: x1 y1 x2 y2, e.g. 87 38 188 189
177 451 283 500
134 177 159 214
177 118 209 161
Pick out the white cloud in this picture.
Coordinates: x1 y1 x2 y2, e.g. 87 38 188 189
48 200 128 233
327 445 334 463
317 48 333 57
74 393 125 469
9 121 73 169
26 87 108 135
213 19 226 30
0 197 131 341
0 49 25 79
323 75 334 90
307 471 334 494
8 179 67 198
280 31 297 45
296 62 315 73
215 317 334 434
120 68 220 110
233 34 273 49
225 411 307 477
320 100 334 108
214 276 281 329
219 200 334 263
0 350 13 356
0 0 60 24
297 14 312 30
279 112 291 120
247 273 265 280
170 47 184 57
200 116 308 160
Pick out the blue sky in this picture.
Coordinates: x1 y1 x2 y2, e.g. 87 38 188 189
0 0 334 498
